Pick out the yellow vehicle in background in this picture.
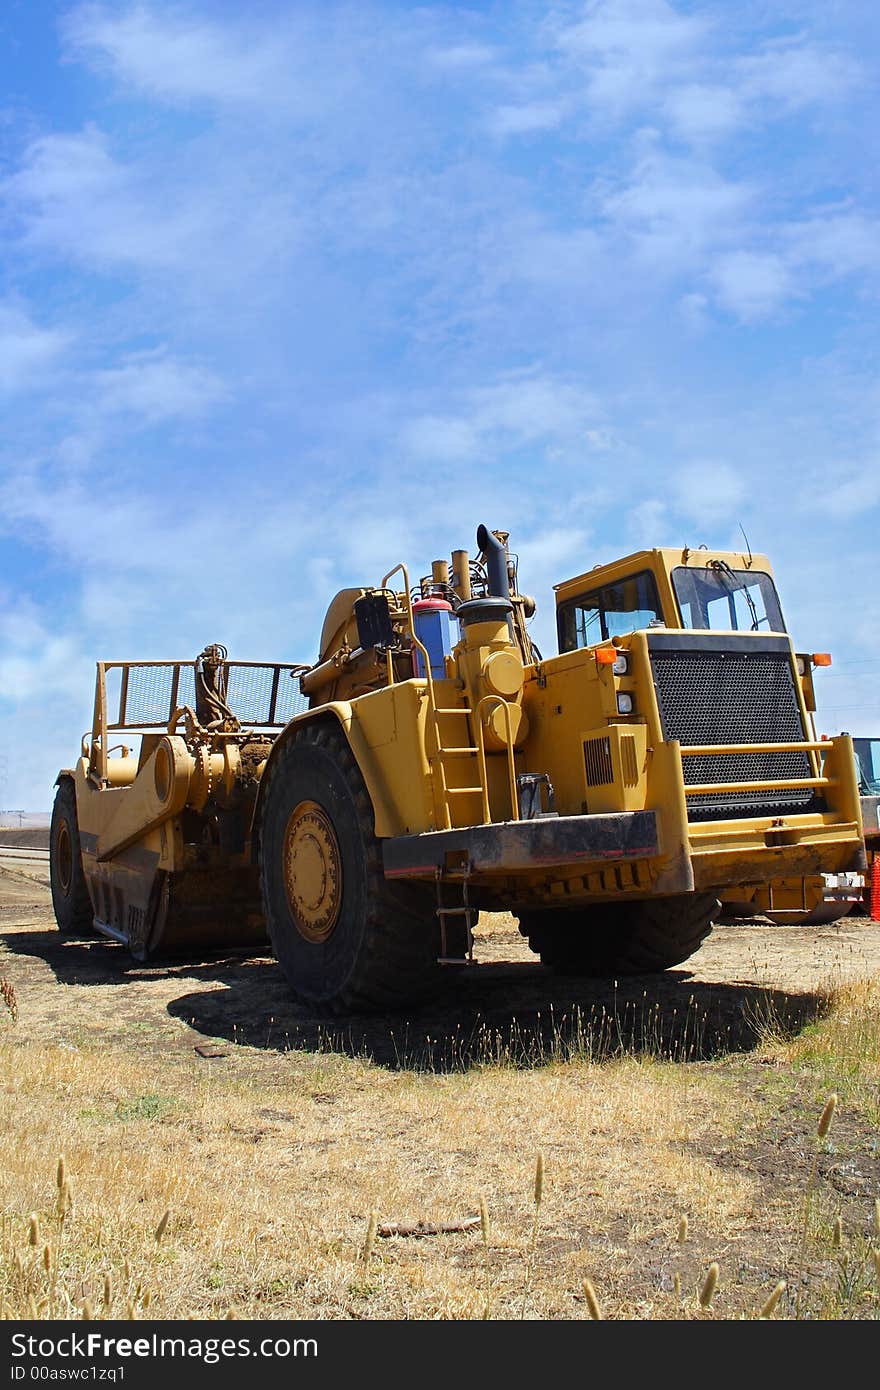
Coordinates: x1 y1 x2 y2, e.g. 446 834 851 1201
853 737 880 915
50 525 866 1012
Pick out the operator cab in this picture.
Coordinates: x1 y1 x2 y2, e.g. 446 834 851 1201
854 738 880 795
555 547 787 654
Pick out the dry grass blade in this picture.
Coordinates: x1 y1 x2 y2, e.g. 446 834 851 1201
479 1194 492 1320
699 1262 719 1309
582 1278 602 1320
519 1151 545 1319
677 1215 688 1244
796 1093 841 1316
0 978 17 1024
757 1280 786 1319
154 1209 171 1243
817 1094 837 1139
361 1209 378 1265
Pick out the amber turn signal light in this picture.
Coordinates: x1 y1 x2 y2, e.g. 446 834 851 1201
812 652 832 666
595 647 617 665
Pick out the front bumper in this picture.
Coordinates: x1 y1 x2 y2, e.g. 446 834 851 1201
382 811 659 880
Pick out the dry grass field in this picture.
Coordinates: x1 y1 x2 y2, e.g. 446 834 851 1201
1 860 879 1321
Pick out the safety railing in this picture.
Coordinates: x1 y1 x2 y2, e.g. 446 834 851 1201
678 739 828 797
87 658 310 784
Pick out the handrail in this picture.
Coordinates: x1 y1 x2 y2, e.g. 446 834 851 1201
685 777 830 795
679 741 830 756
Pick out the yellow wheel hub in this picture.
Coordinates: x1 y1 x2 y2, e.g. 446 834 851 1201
283 801 341 943
56 821 73 893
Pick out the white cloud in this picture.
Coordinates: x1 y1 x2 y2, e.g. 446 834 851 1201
0 302 70 393
738 39 861 112
600 149 754 270
63 3 303 109
818 461 880 520
664 83 743 144
627 498 669 547
555 0 708 115
93 350 227 423
785 211 880 281
489 99 573 136
488 5 862 156
4 127 202 270
710 250 796 320
427 44 497 70
399 372 604 464
674 461 746 524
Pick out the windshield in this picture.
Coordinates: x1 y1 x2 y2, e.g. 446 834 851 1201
557 570 663 650
672 566 785 633
854 738 880 794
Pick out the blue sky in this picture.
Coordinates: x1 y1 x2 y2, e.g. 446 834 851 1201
1 0 878 809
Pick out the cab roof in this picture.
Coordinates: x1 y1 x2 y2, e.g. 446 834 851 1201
554 546 775 606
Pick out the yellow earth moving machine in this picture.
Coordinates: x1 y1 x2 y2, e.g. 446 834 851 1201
50 527 866 1012
853 737 880 913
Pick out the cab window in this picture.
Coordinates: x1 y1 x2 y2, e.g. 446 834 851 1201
672 566 785 632
557 571 663 651
854 738 880 794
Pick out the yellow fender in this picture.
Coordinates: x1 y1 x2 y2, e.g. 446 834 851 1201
252 703 401 846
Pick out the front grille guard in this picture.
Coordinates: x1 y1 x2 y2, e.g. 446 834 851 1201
645 633 826 823
677 739 828 811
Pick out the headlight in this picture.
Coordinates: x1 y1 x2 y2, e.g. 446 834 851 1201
617 693 634 714
612 653 629 675
796 656 806 675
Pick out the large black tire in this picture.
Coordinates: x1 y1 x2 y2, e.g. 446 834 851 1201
518 893 719 976
49 780 94 935
258 722 441 1013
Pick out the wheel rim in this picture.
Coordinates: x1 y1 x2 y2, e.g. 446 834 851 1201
56 820 73 895
282 800 342 943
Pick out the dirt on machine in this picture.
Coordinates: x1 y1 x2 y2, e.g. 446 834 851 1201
50 525 867 1012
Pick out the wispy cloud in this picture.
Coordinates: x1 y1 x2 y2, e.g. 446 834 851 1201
0 301 70 393
62 3 319 111
92 350 227 423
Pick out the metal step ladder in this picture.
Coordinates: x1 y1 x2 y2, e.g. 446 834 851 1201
428 705 484 829
435 869 477 965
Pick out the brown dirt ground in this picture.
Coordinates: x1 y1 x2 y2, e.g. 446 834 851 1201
3 863 880 1070
2 863 879 1319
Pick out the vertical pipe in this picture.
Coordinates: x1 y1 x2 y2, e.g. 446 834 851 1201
451 550 471 601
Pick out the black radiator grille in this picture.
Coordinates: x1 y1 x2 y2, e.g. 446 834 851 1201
648 638 818 822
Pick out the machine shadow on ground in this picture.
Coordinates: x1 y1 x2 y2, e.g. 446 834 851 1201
5 924 827 1073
